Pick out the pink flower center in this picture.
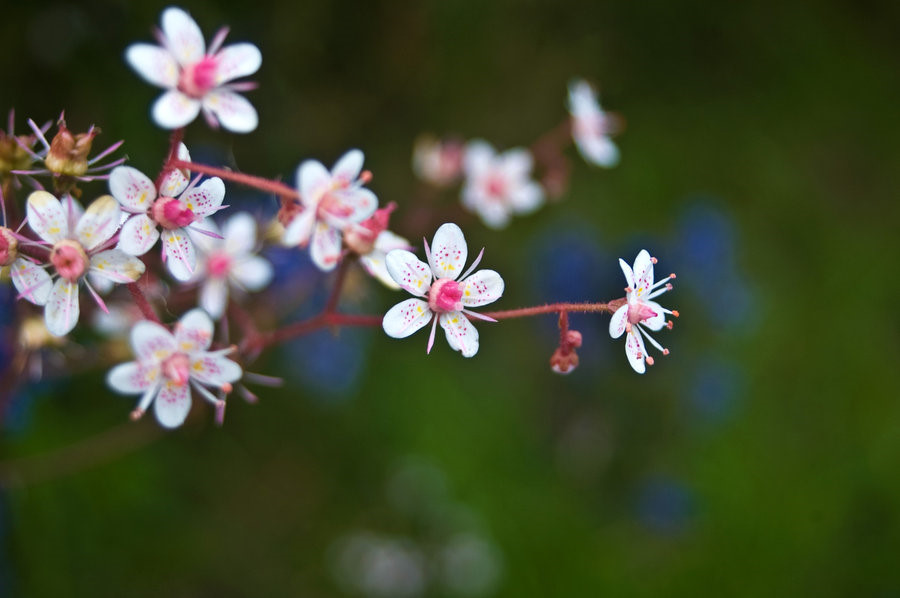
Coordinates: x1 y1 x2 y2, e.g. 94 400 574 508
50 239 89 282
627 300 658 325
162 352 191 386
208 252 232 278
177 56 219 99
485 174 507 199
318 188 355 221
151 196 196 230
428 278 463 313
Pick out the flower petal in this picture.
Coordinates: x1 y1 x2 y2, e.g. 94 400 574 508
159 143 192 197
501 148 533 179
174 308 214 353
188 217 220 255
463 140 495 177
310 222 342 271
625 329 647 374
125 43 179 88
439 311 479 357
331 149 364 183
282 208 315 246
459 269 504 308
214 43 262 84
152 90 202 129
222 212 257 256
109 166 157 213
297 159 331 206
162 228 197 281
631 249 654 297
45 278 80 337
577 135 619 167
75 195 121 250
385 249 432 297
359 250 398 289
199 277 228 319
609 304 628 339
203 89 258 133
89 249 146 284
153 380 192 428
428 222 467 280
26 191 68 244
641 300 667 331
231 255 273 291
508 182 543 214
324 188 378 229
161 7 205 66
618 257 635 289
382 298 432 338
11 259 52 306
190 352 242 387
107 361 162 394
131 320 176 363
118 214 160 256
181 177 225 217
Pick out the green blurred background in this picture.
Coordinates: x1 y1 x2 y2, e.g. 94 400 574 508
2 0 899 595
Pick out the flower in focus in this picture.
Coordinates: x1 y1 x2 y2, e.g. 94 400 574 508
461 140 543 229
568 79 619 167
382 223 503 357
126 7 261 132
282 149 378 272
12 192 145 336
109 150 225 281
609 249 677 373
190 212 273 319
412 135 464 187
344 202 411 289
107 308 242 428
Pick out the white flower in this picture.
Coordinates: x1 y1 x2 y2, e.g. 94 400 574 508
282 149 378 272
107 308 242 428
126 7 261 132
382 223 503 357
412 135 464 187
190 212 273 319
461 140 543 229
609 250 677 373
568 79 619 167
109 150 226 281
12 192 145 337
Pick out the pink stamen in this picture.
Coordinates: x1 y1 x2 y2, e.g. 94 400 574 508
162 353 191 386
178 56 219 99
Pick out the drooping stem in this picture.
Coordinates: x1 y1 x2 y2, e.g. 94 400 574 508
172 159 299 201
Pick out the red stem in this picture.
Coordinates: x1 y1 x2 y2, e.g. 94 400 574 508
127 282 160 324
482 301 614 320
155 128 184 189
172 159 299 200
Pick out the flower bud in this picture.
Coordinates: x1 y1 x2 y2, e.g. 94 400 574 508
345 202 396 255
44 119 97 177
0 131 34 176
550 347 579 375
0 226 18 266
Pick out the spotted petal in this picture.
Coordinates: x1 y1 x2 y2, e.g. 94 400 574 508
89 249 146 284
460 269 504 308
153 380 192 429
174 308 214 353
162 229 197 281
161 7 205 66
125 43 179 88
152 90 202 129
118 214 160 256
439 311 479 357
10 259 51 306
26 191 68 244
107 361 161 394
331 149 364 184
45 278 80 337
109 166 157 213
203 89 258 133
382 298 432 338
159 143 192 197
75 195 121 250
181 177 225 217
609 304 628 339
297 159 331 207
631 249 654 298
618 257 635 289
625 329 647 374
309 222 342 271
385 250 432 297
428 223 467 280
131 320 176 363
214 43 262 85
190 351 242 388
324 188 378 229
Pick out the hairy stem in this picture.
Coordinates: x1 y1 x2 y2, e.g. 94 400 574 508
172 159 299 201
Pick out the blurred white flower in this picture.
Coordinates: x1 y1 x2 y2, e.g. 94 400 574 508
568 79 619 167
461 140 543 229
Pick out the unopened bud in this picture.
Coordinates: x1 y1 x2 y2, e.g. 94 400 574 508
45 118 97 177
550 347 580 375
0 226 18 266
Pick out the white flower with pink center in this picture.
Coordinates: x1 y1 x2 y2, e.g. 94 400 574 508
190 212 273 319
107 308 242 428
12 191 145 337
282 149 379 272
382 223 503 358
461 140 544 229
126 7 261 132
568 79 619 168
609 249 678 374
109 152 225 281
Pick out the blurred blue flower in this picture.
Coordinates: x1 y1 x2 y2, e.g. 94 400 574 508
687 356 743 423
636 476 695 536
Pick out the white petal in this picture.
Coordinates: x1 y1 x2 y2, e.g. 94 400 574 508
131 320 176 363
161 7 205 66
89 249 146 284
174 308 214 353
190 352 242 387
159 143 192 197
152 90 202 129
214 43 262 84
188 217 220 254
385 249 432 297
297 159 331 206
231 255 273 291
330 188 378 228
609 304 628 339
109 166 157 213
463 140 495 177
374 230 411 254
107 361 162 394
125 43 179 88
331 149 364 183
382 298 432 338
75 195 121 250
641 300 667 331
199 277 228 319
578 136 619 167
181 177 225 217
282 208 315 246
118 214 160 256
203 89 258 133
360 250 399 289
11 259 52 306
625 329 647 374
222 212 257 256
26 191 68 244
501 148 533 179
459 269 504 308
439 311 479 357
429 222 468 280
469 198 510 230
162 229 197 281
44 278 80 337
509 182 544 214
153 381 192 428
87 272 114 295
632 250 654 297
619 257 635 289
310 222 343 271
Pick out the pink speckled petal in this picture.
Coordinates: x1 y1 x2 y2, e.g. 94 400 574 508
131 320 176 363
383 298 432 339
385 249 431 297
625 329 647 374
428 223 468 280
75 195 121 250
190 351 242 388
109 166 157 213
26 191 68 244
174 308 214 353
609 304 628 339
10 258 52 306
153 380 192 428
438 311 479 357
107 361 162 394
459 269 503 308
44 278 80 337
162 228 197 281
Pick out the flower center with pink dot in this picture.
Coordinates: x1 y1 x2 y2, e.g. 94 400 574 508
208 252 232 278
162 352 191 386
428 278 463 313
178 56 219 99
485 175 507 199
50 239 89 282
151 196 196 230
